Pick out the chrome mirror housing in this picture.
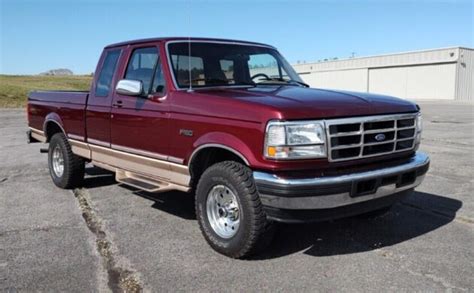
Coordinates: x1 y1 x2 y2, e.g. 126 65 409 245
115 79 143 96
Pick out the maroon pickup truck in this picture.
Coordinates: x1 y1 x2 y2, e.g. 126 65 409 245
27 37 429 258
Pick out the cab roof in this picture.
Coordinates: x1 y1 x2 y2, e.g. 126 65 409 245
104 37 275 49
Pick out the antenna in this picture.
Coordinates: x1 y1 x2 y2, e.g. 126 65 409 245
188 38 192 92
187 0 193 92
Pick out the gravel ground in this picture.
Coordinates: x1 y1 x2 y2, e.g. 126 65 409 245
1 101 473 292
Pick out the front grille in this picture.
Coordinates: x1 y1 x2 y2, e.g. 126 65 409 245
326 113 417 162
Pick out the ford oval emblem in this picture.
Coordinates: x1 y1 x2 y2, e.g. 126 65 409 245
375 133 386 141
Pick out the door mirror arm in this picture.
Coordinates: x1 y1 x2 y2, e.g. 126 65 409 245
147 93 167 102
147 85 167 101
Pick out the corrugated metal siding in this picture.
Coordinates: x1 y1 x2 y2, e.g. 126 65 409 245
292 47 474 101
368 64 456 100
455 48 474 101
300 69 368 92
293 47 460 72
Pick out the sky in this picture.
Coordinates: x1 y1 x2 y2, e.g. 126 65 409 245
1 0 473 75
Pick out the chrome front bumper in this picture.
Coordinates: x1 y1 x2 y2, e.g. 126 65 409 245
253 152 429 211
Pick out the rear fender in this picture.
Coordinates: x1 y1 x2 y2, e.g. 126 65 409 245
43 113 66 141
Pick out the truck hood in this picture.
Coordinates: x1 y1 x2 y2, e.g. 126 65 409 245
198 86 418 120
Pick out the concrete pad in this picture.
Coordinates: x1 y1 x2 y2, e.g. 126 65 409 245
1 101 473 291
0 111 102 292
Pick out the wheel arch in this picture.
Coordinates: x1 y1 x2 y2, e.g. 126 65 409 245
188 139 254 190
189 143 250 166
187 132 257 165
43 113 66 142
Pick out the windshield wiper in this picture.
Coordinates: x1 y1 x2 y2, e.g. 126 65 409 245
190 78 257 88
289 80 310 87
189 77 309 88
257 77 309 87
191 78 229 84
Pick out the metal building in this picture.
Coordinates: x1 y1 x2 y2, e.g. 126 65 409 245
293 47 473 101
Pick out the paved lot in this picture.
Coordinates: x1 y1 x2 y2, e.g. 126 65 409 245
1 101 473 292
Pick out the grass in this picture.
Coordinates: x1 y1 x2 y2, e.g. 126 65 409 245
0 75 93 108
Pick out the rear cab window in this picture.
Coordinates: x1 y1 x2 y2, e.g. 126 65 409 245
95 49 121 97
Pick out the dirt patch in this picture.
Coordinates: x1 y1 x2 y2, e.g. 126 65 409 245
73 188 143 293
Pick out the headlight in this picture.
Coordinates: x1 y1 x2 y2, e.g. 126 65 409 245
265 120 327 159
415 113 422 147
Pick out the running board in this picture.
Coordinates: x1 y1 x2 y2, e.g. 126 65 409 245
115 169 175 193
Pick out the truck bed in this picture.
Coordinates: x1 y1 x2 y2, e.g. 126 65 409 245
28 90 89 140
29 90 89 104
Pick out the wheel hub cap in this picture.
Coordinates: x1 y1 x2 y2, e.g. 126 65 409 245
206 185 240 238
52 145 64 178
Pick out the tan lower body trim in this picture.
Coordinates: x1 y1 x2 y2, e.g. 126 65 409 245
68 139 190 191
69 139 91 159
29 127 47 143
91 161 116 173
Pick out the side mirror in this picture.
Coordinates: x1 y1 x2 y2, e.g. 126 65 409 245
116 79 143 96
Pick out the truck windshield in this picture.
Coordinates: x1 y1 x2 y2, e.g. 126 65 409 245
167 42 304 89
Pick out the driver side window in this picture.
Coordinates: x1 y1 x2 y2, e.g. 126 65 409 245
125 47 158 95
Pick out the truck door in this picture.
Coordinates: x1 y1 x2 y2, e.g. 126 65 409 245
86 48 122 147
110 44 170 159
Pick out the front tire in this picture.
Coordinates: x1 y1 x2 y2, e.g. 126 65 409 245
48 133 85 189
195 161 274 258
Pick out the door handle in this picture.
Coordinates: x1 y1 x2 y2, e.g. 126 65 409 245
113 100 123 108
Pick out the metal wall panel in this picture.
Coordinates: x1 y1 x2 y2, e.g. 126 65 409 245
368 63 457 100
455 48 474 101
291 47 473 101
293 47 460 73
300 68 368 92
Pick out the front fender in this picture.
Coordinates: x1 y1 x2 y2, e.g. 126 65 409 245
187 132 259 167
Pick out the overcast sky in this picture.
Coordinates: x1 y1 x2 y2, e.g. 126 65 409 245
1 0 473 75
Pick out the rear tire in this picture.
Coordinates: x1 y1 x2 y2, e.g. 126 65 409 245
48 133 85 189
195 161 275 258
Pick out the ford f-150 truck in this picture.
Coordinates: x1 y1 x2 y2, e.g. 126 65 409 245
27 37 429 258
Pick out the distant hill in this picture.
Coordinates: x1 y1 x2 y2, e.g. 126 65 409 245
39 68 74 76
0 75 92 108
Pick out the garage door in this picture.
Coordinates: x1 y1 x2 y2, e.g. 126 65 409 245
368 64 456 100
